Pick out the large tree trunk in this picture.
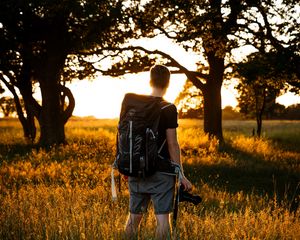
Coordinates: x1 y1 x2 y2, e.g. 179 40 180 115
203 53 225 142
36 22 70 146
36 55 75 145
39 79 65 146
38 82 75 146
37 50 66 146
203 83 223 141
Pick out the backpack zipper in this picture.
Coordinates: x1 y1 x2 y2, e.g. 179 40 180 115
129 120 133 174
158 139 166 154
145 128 149 172
145 128 156 173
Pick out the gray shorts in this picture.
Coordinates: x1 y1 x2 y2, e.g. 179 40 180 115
128 172 176 214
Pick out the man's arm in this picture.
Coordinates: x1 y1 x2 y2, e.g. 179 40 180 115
166 128 192 191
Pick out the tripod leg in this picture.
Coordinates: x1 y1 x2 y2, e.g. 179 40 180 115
118 173 121 192
172 175 180 239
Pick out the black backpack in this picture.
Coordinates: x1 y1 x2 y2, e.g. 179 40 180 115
115 93 172 177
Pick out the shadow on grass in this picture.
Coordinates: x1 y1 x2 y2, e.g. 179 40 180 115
0 143 37 163
271 136 300 153
184 142 300 213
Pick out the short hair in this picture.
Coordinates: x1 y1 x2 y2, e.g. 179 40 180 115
150 65 170 89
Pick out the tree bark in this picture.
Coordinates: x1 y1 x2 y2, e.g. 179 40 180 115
18 78 38 142
255 88 266 138
38 65 66 146
35 21 71 146
38 78 65 145
202 53 225 142
203 83 223 142
256 115 262 137
38 83 75 146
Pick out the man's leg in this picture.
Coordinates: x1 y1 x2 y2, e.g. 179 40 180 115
125 213 143 239
155 214 171 240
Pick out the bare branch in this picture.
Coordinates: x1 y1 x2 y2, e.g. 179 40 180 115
256 5 285 51
77 45 208 90
112 46 207 89
152 24 178 39
60 85 75 124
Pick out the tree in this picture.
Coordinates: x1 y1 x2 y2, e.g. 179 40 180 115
98 0 299 143
255 1 300 89
235 52 287 137
232 0 300 136
0 0 133 145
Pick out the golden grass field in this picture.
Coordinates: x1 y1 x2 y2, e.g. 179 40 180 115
0 118 299 239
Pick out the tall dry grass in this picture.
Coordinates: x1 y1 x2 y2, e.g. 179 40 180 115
0 118 299 239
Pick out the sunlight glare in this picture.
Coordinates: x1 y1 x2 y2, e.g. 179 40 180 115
68 73 186 119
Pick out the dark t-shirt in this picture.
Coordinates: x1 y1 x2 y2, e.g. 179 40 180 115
157 98 178 160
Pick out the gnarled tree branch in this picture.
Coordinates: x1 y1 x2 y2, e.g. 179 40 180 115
80 45 208 91
60 85 75 124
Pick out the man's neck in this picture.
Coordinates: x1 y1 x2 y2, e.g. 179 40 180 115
151 88 166 97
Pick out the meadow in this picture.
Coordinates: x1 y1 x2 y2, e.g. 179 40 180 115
0 118 299 239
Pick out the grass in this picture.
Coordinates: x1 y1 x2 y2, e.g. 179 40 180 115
0 118 300 239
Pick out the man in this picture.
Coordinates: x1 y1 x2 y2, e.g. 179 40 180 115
124 65 192 239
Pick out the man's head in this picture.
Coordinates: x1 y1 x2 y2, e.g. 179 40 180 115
150 65 170 90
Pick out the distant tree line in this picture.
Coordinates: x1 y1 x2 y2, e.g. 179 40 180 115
2 93 299 121
177 104 300 121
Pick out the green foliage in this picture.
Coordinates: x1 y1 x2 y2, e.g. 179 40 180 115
235 52 288 119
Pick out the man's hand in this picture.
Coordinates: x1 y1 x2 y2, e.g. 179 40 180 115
180 176 192 191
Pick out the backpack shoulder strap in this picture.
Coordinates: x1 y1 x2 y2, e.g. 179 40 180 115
157 101 176 156
160 100 174 110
